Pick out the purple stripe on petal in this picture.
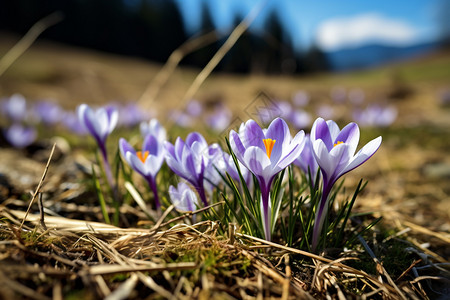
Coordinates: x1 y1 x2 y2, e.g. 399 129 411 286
119 138 136 163
242 120 265 149
230 130 246 161
164 141 175 158
312 118 334 151
143 134 159 155
335 122 360 155
265 118 290 164
186 132 207 148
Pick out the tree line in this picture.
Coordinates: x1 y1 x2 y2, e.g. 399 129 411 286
0 0 329 74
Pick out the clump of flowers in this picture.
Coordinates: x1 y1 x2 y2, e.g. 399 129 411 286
164 132 220 207
21 98 382 254
229 118 306 240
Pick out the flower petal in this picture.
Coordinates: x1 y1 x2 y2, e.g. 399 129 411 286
265 118 291 164
186 132 207 148
230 130 246 162
119 138 136 164
311 118 334 150
335 122 360 155
143 134 159 156
243 146 273 183
326 120 340 142
312 139 334 182
242 120 265 149
341 136 382 175
127 152 147 177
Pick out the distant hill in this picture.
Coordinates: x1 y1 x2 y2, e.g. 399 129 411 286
325 41 440 71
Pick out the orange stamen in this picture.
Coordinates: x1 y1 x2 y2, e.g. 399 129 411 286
263 138 276 159
136 151 149 163
334 141 344 147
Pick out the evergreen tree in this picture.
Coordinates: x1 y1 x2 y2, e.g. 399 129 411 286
183 2 221 68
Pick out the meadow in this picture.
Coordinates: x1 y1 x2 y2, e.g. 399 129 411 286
0 32 449 299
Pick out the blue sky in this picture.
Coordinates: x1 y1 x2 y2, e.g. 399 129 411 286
175 0 443 52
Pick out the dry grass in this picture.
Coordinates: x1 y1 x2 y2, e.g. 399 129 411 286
2 204 447 299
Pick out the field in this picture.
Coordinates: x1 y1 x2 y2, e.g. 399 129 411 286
0 32 449 299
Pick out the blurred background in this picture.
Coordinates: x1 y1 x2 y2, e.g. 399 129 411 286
1 0 449 73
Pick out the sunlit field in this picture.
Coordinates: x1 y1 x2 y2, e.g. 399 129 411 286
0 33 449 299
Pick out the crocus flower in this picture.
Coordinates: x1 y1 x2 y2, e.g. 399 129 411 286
205 105 232 132
34 100 63 125
348 88 365 105
140 119 167 143
353 104 397 128
77 104 118 187
294 134 319 185
292 90 309 107
330 86 346 104
310 117 382 250
164 132 217 206
117 103 153 127
119 134 165 210
61 111 88 135
203 143 227 194
4 124 37 148
1 94 28 122
169 182 199 212
185 100 203 117
230 118 306 240
169 109 194 128
317 105 334 119
289 109 312 130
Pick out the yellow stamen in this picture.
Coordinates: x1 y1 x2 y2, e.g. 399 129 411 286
334 141 344 147
263 138 276 159
136 151 149 163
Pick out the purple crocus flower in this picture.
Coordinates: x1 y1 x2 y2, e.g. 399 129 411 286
317 105 335 119
34 100 63 125
61 110 88 135
77 104 118 187
164 132 215 207
292 90 309 107
205 105 232 132
230 118 306 240
289 109 312 130
203 143 227 195
119 134 165 211
117 103 154 127
169 182 199 212
294 134 319 185
169 109 194 128
348 88 365 105
330 86 346 104
1 94 28 122
4 124 37 148
140 119 167 143
353 105 397 128
186 100 203 117
310 117 382 250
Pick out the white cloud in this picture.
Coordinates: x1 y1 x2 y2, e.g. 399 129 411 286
316 13 421 51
